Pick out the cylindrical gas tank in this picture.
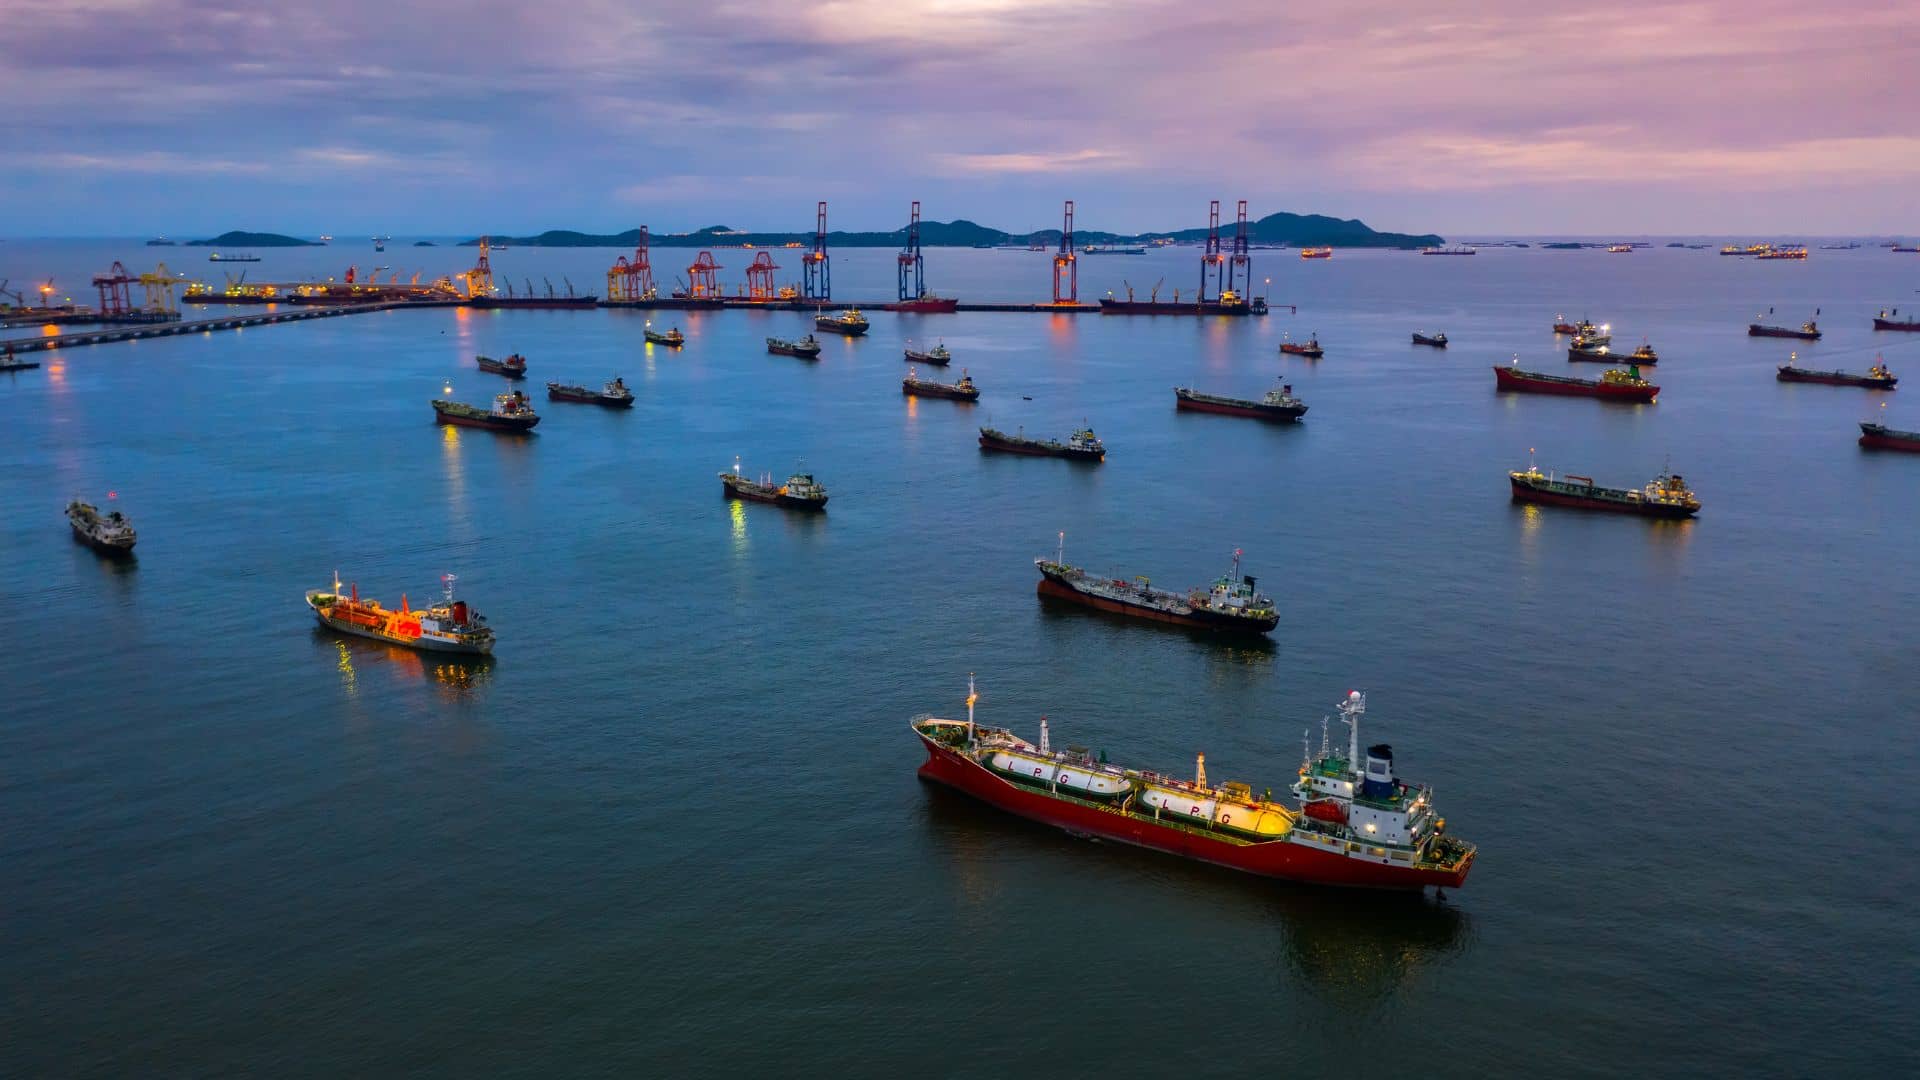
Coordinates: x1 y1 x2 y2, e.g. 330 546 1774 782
1212 804 1293 838
1140 785 1218 825
989 750 1129 800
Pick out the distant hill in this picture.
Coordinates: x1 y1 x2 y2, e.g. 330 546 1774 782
186 231 322 247
413 240 437 247
464 212 1440 249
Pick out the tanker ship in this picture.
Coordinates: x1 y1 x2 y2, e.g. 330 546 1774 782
1859 421 1920 452
1279 333 1324 358
1036 540 1278 634
978 425 1105 461
904 342 951 365
1874 308 1920 332
546 377 634 407
814 308 870 336
903 368 979 401
432 390 541 431
767 335 822 358
1493 363 1658 403
720 458 828 510
67 499 137 555
1174 380 1308 421
886 295 960 313
476 353 528 378
912 680 1474 890
1509 462 1700 518
644 325 685 347
1748 317 1821 340
306 572 494 655
1776 355 1897 389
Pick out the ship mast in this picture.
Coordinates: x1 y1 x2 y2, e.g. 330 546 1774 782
1056 531 1064 566
1039 715 1049 754
1341 691 1366 770
443 572 456 606
966 673 977 745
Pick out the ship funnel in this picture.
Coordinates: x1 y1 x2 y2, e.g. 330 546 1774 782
1363 743 1395 798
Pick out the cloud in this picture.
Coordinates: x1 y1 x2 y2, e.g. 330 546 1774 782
936 149 1132 174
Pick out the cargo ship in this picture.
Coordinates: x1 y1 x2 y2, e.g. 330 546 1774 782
468 293 597 309
1493 362 1658 402
1035 540 1277 634
1749 317 1821 340
767 335 822 359
1570 342 1657 365
207 252 261 263
1552 316 1600 336
1776 355 1897 389
1606 244 1633 253
1279 333 1323 358
904 342 951 365
1873 308 1919 332
1570 323 1612 347
1411 331 1447 347
476 353 527 378
1173 381 1308 422
432 390 540 431
886 295 960 313
1858 422 1920 452
306 572 494 655
719 459 828 510
814 308 870 336
1508 461 1700 518
546 377 634 407
66 499 136 554
644 325 684 346
1755 247 1808 260
903 368 979 401
978 425 1105 461
911 680 1474 890
1300 247 1333 259
1098 291 1253 316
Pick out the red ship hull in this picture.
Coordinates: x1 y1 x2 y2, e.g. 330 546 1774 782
915 735 1469 889
434 412 539 432
1860 429 1920 452
886 297 960 313
1493 365 1657 402
1874 318 1920 332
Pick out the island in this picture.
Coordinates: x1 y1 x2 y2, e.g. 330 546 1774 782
464 211 1443 250
185 231 325 248
413 241 437 247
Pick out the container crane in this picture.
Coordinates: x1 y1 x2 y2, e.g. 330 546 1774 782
802 201 830 301
746 252 782 300
1228 200 1251 301
898 200 925 301
1200 200 1227 303
92 262 136 317
687 252 722 298
1053 200 1077 304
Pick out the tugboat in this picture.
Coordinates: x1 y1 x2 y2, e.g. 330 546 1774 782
1173 380 1308 422
719 458 828 510
1859 421 1920 452
546 377 634 407
476 353 528 379
1776 354 1897 389
644 325 685 347
814 308 870 336
1279 333 1324 358
306 572 494 655
1873 308 1920 332
767 335 823 359
911 680 1474 890
432 390 541 431
1509 458 1700 518
66 499 137 555
1749 314 1821 339
978 425 1105 461
2 345 40 372
903 367 980 401
1493 361 1659 403
1035 539 1276 634
904 341 951 365
1411 331 1448 348
1299 247 1333 259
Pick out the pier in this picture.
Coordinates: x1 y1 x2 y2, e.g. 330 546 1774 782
0 300 419 354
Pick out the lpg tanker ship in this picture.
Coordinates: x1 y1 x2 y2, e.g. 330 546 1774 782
912 679 1475 890
305 572 494 655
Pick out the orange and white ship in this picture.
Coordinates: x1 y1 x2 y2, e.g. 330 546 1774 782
305 572 494 655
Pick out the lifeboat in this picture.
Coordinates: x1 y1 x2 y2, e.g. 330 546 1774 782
1303 798 1348 824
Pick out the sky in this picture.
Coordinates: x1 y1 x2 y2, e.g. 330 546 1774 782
2 0 1917 237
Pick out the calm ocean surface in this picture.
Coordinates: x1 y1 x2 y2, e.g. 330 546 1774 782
3 239 1916 1075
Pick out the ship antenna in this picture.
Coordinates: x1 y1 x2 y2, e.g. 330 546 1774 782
966 673 977 745
1320 716 1330 760
333 569 341 595
1039 715 1050 755
1302 729 1312 771
1341 690 1366 771
733 455 742 477
443 572 456 605
1231 547 1242 580
1056 530 1064 567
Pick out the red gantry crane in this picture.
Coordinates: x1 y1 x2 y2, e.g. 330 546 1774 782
745 251 781 300
607 225 657 301
686 251 723 298
93 262 135 317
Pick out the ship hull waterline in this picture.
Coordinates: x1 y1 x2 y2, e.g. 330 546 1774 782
915 735 1468 890
1174 396 1305 422
433 409 539 432
720 481 827 511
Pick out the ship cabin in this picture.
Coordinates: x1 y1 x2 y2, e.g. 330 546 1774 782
1294 744 1437 849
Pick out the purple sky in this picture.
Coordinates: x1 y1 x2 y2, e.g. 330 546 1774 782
5 0 1916 236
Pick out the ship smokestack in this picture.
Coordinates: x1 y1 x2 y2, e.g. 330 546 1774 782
1363 743 1395 799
